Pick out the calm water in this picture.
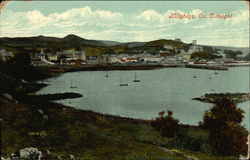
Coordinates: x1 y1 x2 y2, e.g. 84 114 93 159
38 67 250 130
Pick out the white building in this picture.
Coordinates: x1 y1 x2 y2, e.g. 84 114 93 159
187 40 203 54
163 44 173 50
214 50 226 58
0 49 13 61
175 38 182 42
57 50 86 61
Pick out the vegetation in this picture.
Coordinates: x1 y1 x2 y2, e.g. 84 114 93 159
191 51 220 60
202 98 248 156
1 98 240 160
224 50 243 59
193 93 250 104
1 52 247 159
0 52 49 82
152 110 179 137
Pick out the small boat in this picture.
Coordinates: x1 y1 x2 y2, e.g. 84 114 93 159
133 72 140 82
214 70 219 75
193 75 197 78
70 79 77 89
120 77 128 86
105 71 109 78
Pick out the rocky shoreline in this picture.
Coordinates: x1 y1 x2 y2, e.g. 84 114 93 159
193 93 250 104
1 65 245 160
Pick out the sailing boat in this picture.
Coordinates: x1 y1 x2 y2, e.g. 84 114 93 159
120 77 128 86
105 71 109 78
214 70 219 75
70 79 77 89
133 72 140 82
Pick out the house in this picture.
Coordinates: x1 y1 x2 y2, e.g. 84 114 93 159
46 53 57 61
125 57 138 63
31 49 55 66
163 44 173 50
213 49 226 58
56 49 86 65
175 38 182 42
139 54 163 63
107 55 120 64
57 50 85 61
182 53 191 62
187 40 203 54
119 58 127 64
86 56 100 64
0 49 13 61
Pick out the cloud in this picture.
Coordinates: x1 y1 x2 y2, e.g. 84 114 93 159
230 9 249 25
135 10 165 23
0 6 249 47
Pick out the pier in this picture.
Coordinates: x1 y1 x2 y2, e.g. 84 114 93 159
185 64 228 70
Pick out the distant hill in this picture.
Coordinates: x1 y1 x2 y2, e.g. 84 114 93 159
207 45 249 55
99 40 121 46
0 34 248 56
0 34 107 48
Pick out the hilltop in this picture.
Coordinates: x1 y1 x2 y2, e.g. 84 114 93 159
0 34 248 58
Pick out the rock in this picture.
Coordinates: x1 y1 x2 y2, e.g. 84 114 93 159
56 156 62 160
43 115 49 120
38 109 44 115
160 147 199 160
10 148 42 160
3 93 13 101
21 79 29 84
68 155 75 160
40 149 50 159
3 93 18 103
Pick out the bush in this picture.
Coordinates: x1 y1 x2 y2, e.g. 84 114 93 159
152 110 179 137
202 98 248 156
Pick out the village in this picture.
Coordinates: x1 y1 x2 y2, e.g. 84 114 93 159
0 39 249 67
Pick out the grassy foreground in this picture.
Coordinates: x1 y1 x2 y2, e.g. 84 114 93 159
1 97 237 160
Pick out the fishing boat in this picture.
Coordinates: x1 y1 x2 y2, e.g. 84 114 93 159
214 70 219 75
120 77 128 86
133 72 140 82
105 71 109 78
70 79 77 89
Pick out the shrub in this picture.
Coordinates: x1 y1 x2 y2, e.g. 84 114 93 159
152 110 179 137
202 98 248 156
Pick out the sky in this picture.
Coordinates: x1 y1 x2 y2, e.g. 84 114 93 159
0 1 249 47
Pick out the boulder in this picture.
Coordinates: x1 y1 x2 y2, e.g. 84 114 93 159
10 148 42 160
68 155 75 160
56 156 62 160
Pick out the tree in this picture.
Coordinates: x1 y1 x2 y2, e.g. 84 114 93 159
224 50 243 59
202 98 248 156
152 110 179 137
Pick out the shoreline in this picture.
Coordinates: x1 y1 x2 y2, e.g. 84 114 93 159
37 63 241 74
1 64 246 159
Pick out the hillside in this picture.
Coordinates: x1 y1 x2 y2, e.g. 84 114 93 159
0 35 248 56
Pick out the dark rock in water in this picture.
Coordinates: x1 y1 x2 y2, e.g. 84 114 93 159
29 92 83 101
193 93 250 104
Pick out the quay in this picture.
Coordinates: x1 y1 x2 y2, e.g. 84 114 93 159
185 64 228 70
